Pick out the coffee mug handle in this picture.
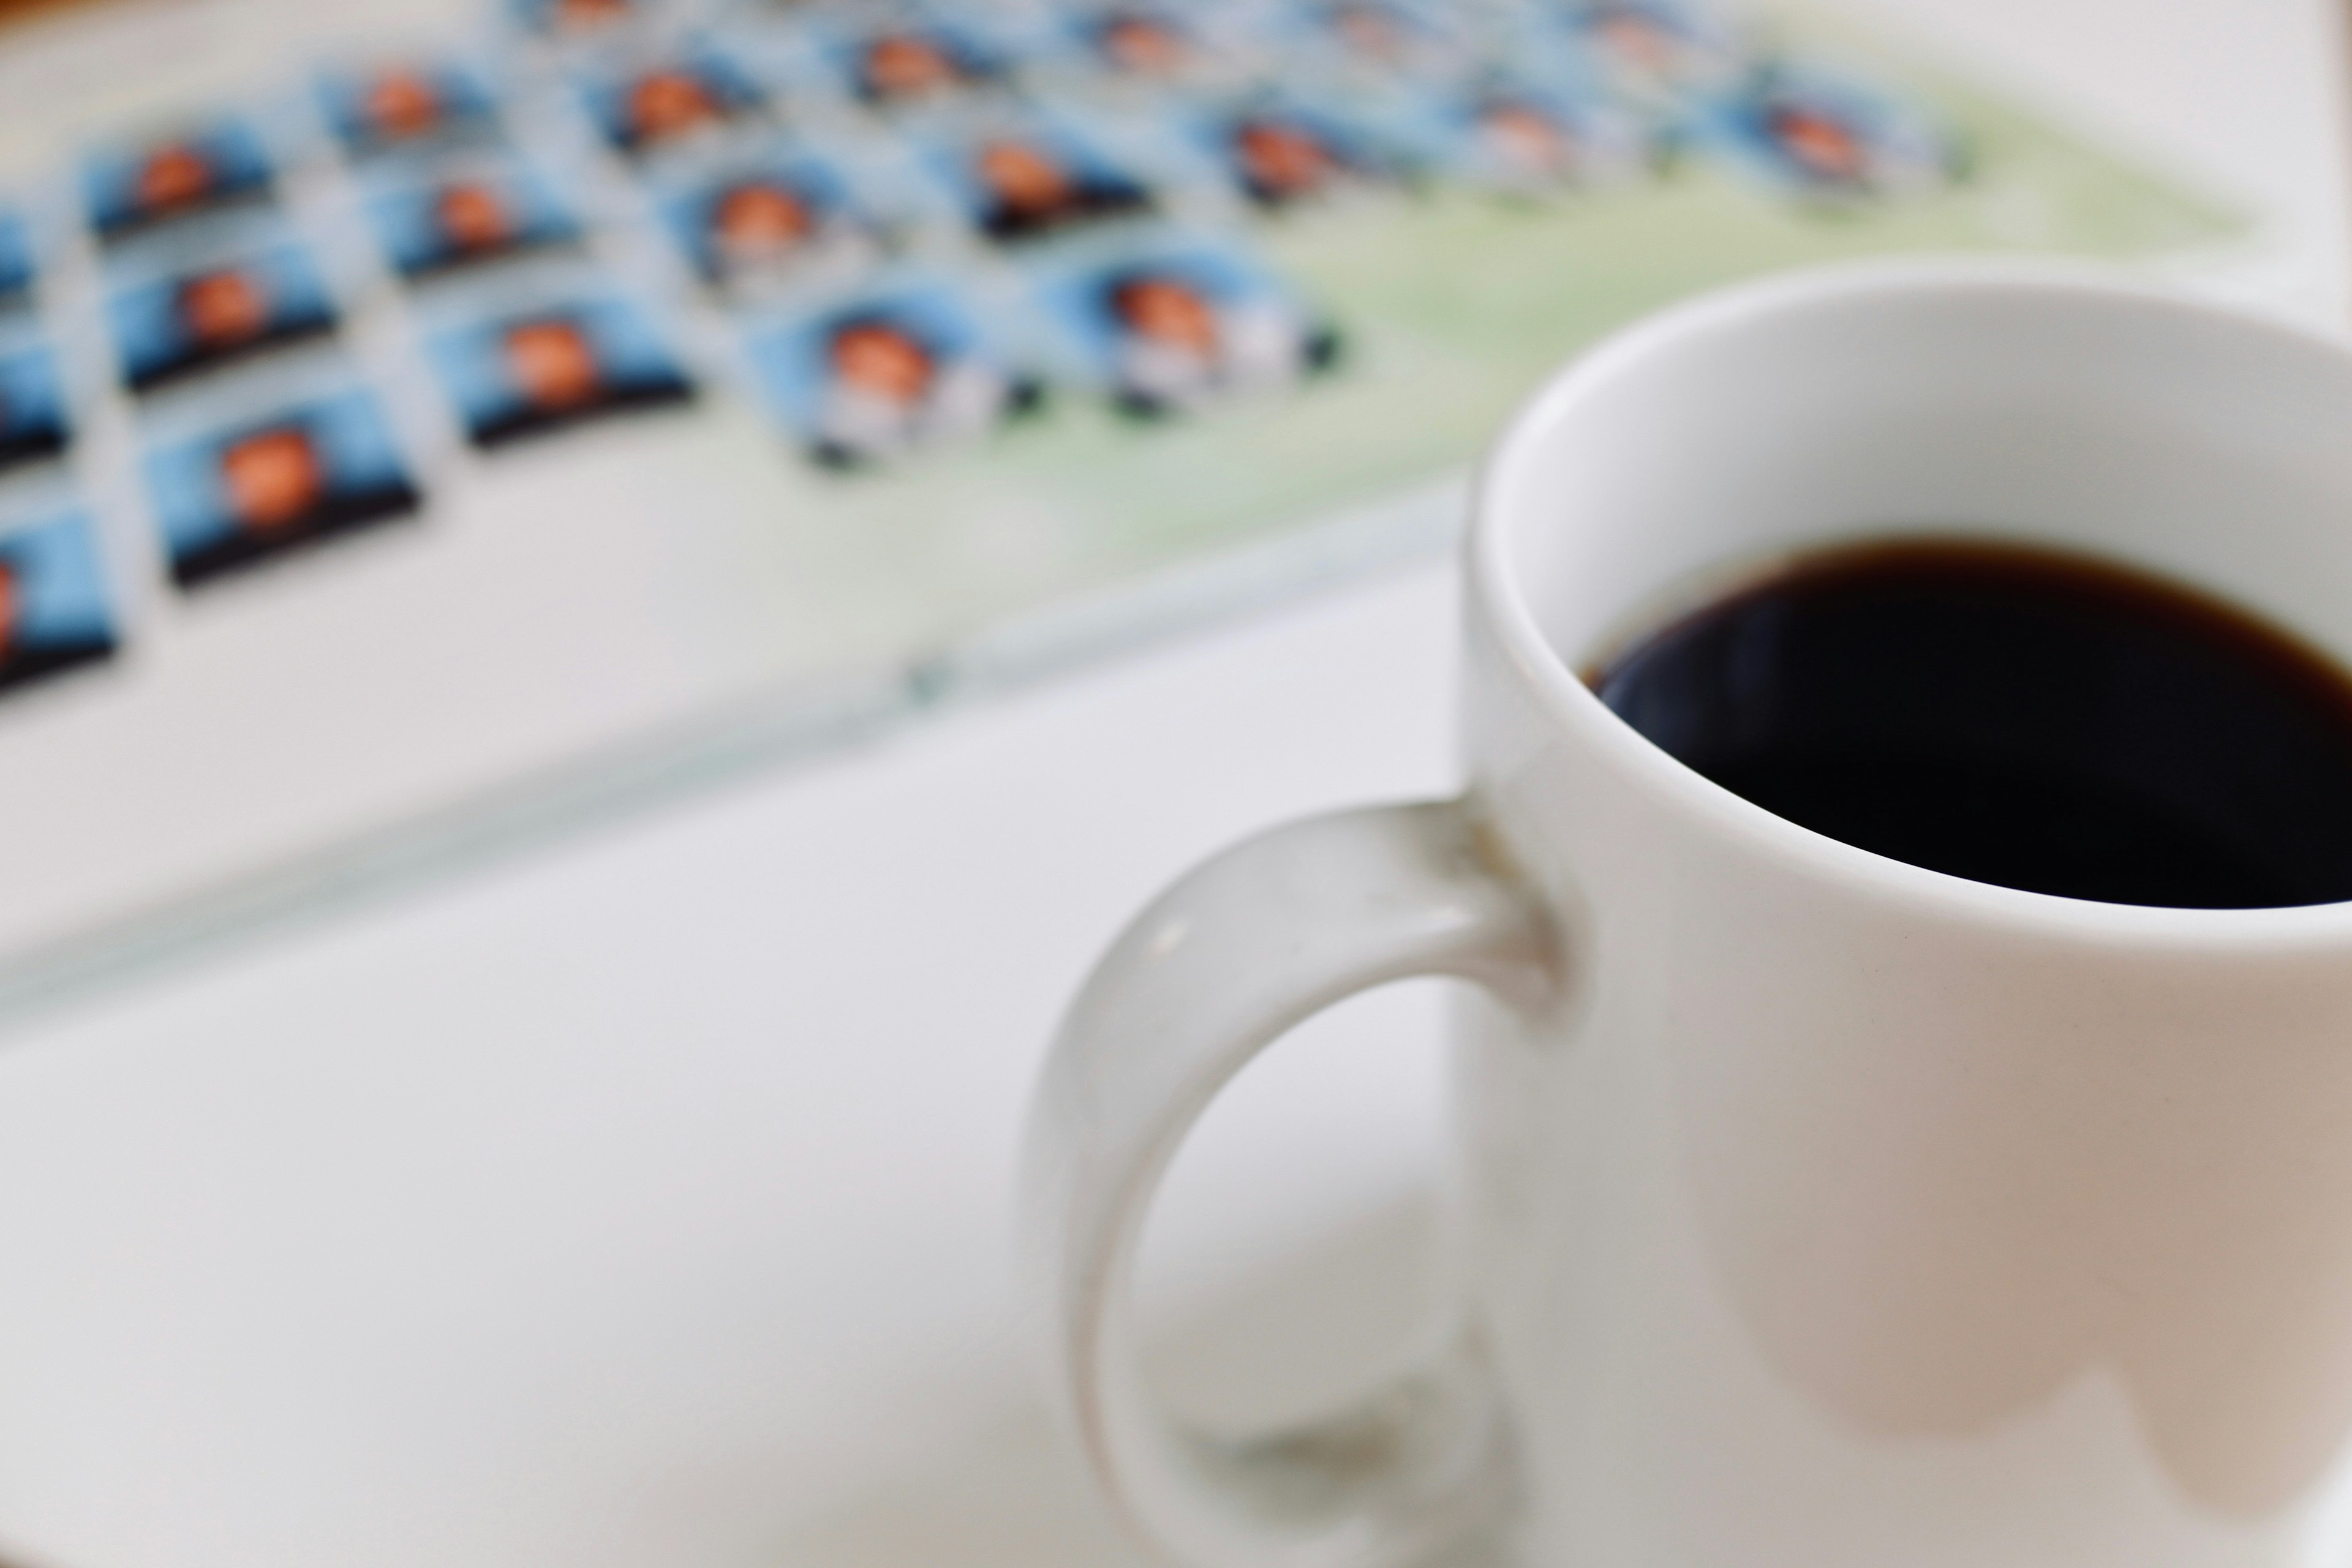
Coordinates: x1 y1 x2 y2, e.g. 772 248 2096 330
1023 800 1561 1568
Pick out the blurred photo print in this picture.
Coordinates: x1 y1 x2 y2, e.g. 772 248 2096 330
1290 0 1465 80
109 244 339 394
370 163 579 280
0 211 32 308
0 511 116 695
1212 104 1401 211
1562 0 1748 97
582 48 765 158
1050 238 1340 418
0 344 70 472
429 297 696 448
1062 4 1255 90
661 154 883 297
145 390 421 587
320 58 499 157
1444 81 1653 193
745 284 1042 470
1082 6 1194 80
844 23 1000 110
938 124 1153 246
85 119 274 243
512 0 639 39
1703 61 1964 201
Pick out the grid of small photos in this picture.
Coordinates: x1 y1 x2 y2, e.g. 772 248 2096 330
0 0 1966 706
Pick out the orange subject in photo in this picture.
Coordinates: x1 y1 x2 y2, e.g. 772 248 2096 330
831 320 934 407
1330 2 1408 61
1113 275 1218 356
503 319 602 411
134 143 214 213
628 69 722 144
976 140 1074 223
1482 102 1572 174
1597 10 1679 73
1101 15 1184 75
1235 119 1337 201
435 181 513 252
863 32 959 99
221 427 324 532
176 270 270 349
550 0 628 34
363 70 442 141
713 181 813 261
0 560 21 652
1770 104 1868 183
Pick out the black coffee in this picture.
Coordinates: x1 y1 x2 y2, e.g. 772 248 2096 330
1586 540 2352 910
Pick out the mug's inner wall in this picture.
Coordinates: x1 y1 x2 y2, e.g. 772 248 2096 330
1493 279 2352 682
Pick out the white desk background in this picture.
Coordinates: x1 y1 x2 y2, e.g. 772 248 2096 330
0 2 2345 1564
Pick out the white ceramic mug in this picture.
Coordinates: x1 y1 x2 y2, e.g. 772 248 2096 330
1021 262 2352 1568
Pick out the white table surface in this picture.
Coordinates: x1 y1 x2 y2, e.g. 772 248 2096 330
0 2 2346 1565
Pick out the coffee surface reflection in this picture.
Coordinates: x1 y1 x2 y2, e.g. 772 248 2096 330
1589 539 2352 908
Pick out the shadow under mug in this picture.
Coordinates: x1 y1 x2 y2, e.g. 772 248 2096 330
1023 260 2352 1568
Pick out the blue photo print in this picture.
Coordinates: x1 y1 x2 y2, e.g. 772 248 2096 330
1278 0 1470 81
109 244 338 394
579 45 766 158
1043 236 1341 419
930 120 1155 246
837 21 1005 111
1701 61 1964 200
371 164 579 281
1063 5 1245 85
0 512 116 695
1439 78 1657 192
0 344 69 472
429 296 697 450
1201 100 1411 211
933 0 1069 63
1557 0 1747 96
84 118 274 243
745 282 1044 471
320 58 500 157
511 0 641 39
658 152 884 295
145 388 421 588
0 210 32 306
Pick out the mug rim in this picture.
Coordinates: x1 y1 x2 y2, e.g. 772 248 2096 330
1466 255 2352 950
